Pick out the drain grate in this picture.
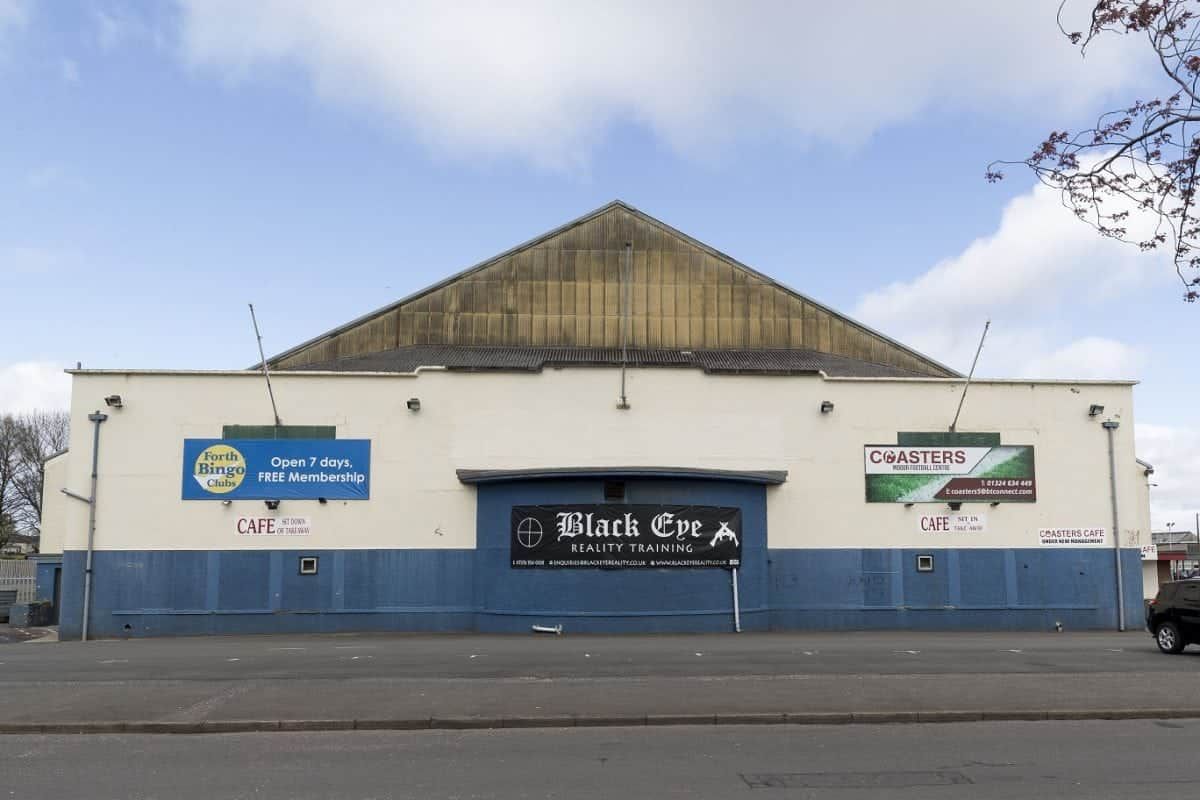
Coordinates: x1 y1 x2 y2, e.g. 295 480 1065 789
741 770 972 789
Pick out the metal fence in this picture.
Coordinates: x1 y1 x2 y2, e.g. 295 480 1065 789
0 560 36 605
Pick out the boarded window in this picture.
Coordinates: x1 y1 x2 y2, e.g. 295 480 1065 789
897 432 1001 447
222 425 336 440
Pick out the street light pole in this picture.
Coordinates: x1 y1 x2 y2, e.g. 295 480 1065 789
81 411 107 642
1102 419 1125 632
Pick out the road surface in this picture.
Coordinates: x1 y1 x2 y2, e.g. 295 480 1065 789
6 719 1196 799
2 630 1198 726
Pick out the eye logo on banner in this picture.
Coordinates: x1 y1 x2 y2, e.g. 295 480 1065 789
192 444 247 495
711 521 738 548
516 517 544 549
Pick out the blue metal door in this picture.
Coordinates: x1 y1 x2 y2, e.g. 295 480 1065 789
474 477 768 633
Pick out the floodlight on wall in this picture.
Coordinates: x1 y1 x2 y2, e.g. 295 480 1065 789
819 400 835 414
265 499 280 510
1088 404 1105 417
406 398 421 412
948 502 962 511
318 497 328 505
104 394 123 409
221 500 232 507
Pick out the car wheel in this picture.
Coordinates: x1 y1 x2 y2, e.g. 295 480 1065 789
1156 621 1186 654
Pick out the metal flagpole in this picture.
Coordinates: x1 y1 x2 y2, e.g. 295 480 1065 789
950 320 990 432
249 304 283 428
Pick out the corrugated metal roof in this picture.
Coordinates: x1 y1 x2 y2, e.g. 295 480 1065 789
282 345 928 378
259 201 961 378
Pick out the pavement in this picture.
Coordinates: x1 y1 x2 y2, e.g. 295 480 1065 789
1 630 1199 733
0 624 54 645
7 719 1199 799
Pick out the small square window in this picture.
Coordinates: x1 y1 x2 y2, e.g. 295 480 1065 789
916 554 935 573
299 556 319 575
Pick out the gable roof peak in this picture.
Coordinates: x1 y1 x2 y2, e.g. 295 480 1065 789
262 202 960 378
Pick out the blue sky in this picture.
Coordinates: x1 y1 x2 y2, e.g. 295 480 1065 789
1 1 1196 530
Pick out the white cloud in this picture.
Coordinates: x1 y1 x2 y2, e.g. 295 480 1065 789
172 0 1149 169
0 244 78 275
1137 424 1200 535
0 361 70 414
1022 337 1144 381
0 0 29 54
0 0 28 31
25 163 63 189
854 176 1166 378
60 57 79 83
94 8 129 50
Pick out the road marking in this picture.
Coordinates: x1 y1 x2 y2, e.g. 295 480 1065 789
226 658 240 662
1106 648 1124 652
695 652 704 657
334 645 376 650
802 651 817 656
97 659 128 664
1002 649 1024 654
269 647 306 651
893 650 920 655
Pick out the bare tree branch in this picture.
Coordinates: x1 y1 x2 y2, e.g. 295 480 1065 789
11 411 70 535
0 416 19 549
992 0 1200 301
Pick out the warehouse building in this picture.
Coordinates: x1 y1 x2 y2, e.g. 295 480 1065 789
37 201 1151 639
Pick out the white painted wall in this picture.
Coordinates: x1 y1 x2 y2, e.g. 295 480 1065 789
1136 470 1158 600
52 368 1149 555
38 452 69 555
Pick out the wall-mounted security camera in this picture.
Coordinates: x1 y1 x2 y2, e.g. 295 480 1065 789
264 499 280 511
104 395 123 409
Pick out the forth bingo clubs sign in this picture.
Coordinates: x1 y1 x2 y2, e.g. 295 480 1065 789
181 439 371 501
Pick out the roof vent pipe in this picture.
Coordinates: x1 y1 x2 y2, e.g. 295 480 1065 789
617 242 632 410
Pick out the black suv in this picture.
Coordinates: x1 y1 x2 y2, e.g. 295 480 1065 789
1147 579 1200 653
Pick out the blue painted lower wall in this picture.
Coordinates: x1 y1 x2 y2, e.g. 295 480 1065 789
767 547 1144 632
58 549 476 640
57 546 1144 639
53 476 1143 638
